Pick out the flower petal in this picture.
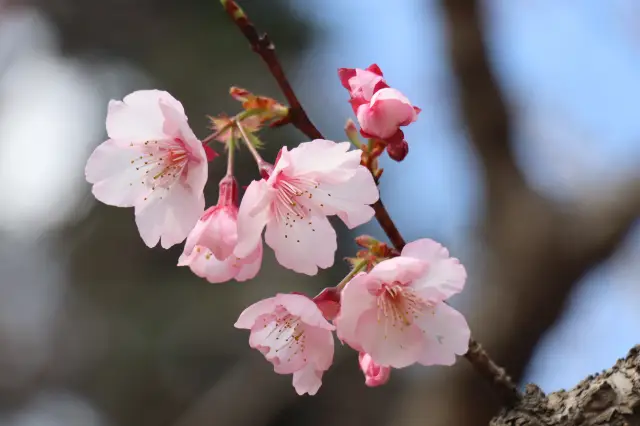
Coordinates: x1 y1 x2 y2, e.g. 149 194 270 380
178 247 237 283
356 309 424 368
235 180 273 258
134 184 204 248
335 273 377 348
291 364 324 396
106 90 172 142
234 243 263 282
85 139 148 207
275 293 335 331
415 303 470 366
368 257 428 285
402 239 466 300
277 140 361 184
308 166 378 229
265 213 337 275
234 297 278 329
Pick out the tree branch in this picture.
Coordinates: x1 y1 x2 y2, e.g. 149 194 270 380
221 0 521 407
220 0 322 140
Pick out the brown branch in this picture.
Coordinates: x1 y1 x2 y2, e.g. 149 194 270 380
465 339 521 406
372 200 406 250
221 0 521 407
220 0 322 140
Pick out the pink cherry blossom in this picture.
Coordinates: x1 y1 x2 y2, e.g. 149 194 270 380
178 176 262 283
85 90 209 248
335 239 470 369
356 88 420 143
338 64 388 106
235 293 335 395
234 139 379 275
359 352 391 387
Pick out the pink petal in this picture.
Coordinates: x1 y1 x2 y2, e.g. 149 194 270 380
402 239 467 300
357 88 417 140
234 242 263 282
234 297 278 329
178 247 238 283
309 166 378 229
355 309 424 368
335 273 377 349
265 213 337 275
291 365 324 396
235 180 273 258
106 90 173 142
85 139 148 207
135 184 204 248
359 352 391 387
277 140 361 184
275 293 335 331
416 303 470 366
368 257 428 285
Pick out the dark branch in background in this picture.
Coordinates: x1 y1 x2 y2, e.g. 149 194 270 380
219 0 522 408
432 0 640 425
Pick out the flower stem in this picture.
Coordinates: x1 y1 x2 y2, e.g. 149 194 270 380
236 120 272 175
226 137 235 177
201 109 262 146
336 259 368 291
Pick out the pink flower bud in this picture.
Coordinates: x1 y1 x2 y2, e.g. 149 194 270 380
313 287 341 321
357 88 419 141
386 140 409 162
358 353 391 387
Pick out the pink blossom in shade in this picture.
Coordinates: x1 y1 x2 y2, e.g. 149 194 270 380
356 87 420 142
85 90 208 248
338 64 389 107
234 139 379 275
178 176 262 283
359 352 391 387
235 293 335 396
335 239 470 369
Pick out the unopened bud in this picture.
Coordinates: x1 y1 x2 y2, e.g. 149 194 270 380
345 119 362 148
355 235 378 248
217 175 238 206
386 140 409 162
313 287 341 321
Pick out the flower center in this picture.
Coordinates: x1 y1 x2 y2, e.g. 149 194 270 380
273 174 318 221
266 311 308 363
130 139 189 195
376 282 429 329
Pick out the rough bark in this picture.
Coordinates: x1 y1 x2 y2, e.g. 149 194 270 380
492 346 640 426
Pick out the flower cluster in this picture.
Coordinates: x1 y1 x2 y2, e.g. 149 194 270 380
84 65 468 395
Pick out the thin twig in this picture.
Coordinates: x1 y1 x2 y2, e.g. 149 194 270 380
220 0 322 139
465 339 521 405
221 0 521 406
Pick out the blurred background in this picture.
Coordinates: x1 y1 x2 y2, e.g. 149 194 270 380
0 0 639 425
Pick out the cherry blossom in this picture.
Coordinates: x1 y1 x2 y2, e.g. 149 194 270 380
335 239 470 368
235 293 335 395
359 352 391 387
338 64 388 108
356 88 420 143
85 90 209 248
178 176 262 283
234 139 379 275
